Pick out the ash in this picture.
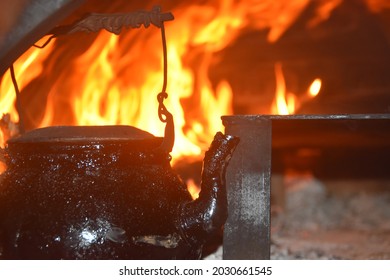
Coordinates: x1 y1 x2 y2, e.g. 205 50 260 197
205 177 390 260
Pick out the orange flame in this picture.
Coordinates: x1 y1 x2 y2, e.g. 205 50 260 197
0 29 233 166
186 179 200 200
271 63 321 114
1 1 340 161
308 78 322 97
272 63 295 115
0 36 55 145
0 0 358 193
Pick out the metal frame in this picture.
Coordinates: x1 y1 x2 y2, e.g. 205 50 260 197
222 114 390 259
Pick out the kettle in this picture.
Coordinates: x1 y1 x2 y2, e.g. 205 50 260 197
0 125 238 259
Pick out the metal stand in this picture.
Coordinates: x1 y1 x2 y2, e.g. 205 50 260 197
222 115 271 260
221 114 390 260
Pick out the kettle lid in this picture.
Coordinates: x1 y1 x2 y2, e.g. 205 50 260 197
7 125 156 144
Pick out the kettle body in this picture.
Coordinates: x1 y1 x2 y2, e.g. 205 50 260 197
0 125 238 259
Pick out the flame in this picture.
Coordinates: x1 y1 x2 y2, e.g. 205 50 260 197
0 36 55 145
307 0 342 28
271 63 321 115
1 0 345 167
365 0 390 13
272 63 293 115
308 78 322 97
186 179 200 200
0 1 339 148
0 0 372 194
0 14 235 165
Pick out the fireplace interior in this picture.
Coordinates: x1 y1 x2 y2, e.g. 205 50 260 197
1 0 390 259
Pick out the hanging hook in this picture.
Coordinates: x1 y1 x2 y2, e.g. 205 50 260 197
156 18 175 153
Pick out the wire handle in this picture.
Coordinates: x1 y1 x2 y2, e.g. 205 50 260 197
156 19 175 153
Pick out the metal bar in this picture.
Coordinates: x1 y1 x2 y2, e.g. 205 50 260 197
0 0 85 76
222 115 272 260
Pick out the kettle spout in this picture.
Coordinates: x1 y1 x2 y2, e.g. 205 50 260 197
176 132 239 247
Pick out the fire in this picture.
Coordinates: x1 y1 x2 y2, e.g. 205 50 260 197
308 78 322 97
186 179 200 200
2 0 384 197
65 28 233 162
2 0 365 177
0 6 236 164
272 63 295 115
0 36 55 146
271 63 321 115
0 1 341 150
